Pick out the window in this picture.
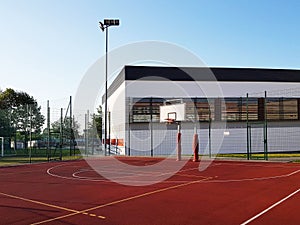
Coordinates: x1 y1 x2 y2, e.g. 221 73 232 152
242 98 258 121
222 98 242 121
131 98 164 123
129 97 299 123
266 98 280 120
266 98 298 121
194 98 214 121
283 98 298 120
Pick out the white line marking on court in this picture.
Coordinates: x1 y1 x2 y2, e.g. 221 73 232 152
33 176 213 224
72 168 207 181
0 191 106 224
240 188 300 225
47 164 204 183
212 162 300 169
0 192 79 213
47 163 300 184
72 166 202 180
208 169 300 183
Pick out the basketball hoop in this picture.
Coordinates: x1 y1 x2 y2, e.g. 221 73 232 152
164 118 175 125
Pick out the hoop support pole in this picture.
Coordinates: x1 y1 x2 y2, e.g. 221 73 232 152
192 133 199 162
177 122 181 161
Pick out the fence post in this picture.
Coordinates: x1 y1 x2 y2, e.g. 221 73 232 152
92 114 95 155
246 93 250 160
29 105 32 163
1 137 4 157
264 91 268 160
69 96 72 156
60 108 63 160
150 97 153 157
84 112 88 156
128 109 131 156
208 107 212 158
47 100 50 161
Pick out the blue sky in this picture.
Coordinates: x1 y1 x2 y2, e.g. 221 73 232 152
0 0 300 104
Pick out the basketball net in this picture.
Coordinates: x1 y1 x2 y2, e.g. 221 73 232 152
165 118 175 125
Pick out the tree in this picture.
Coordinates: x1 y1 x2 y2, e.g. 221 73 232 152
0 88 18 109
0 88 45 148
51 117 80 137
0 109 12 137
80 109 102 150
0 89 16 138
49 117 80 146
93 106 102 140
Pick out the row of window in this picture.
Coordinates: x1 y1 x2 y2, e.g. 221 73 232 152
129 97 299 123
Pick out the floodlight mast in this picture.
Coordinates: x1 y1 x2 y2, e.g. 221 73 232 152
99 19 120 156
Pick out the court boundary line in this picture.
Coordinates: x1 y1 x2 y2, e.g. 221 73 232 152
240 188 300 225
32 176 213 225
208 169 300 183
47 164 203 183
210 162 300 170
2 159 300 225
47 163 300 184
72 167 207 180
0 192 106 224
0 192 79 213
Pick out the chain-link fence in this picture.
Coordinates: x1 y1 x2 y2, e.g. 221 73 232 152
246 88 300 160
125 92 300 161
0 97 84 166
2 87 300 166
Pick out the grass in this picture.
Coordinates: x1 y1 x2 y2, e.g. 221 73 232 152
0 148 83 167
2 150 300 167
215 153 300 162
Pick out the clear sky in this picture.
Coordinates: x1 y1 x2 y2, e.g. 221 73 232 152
1 0 300 105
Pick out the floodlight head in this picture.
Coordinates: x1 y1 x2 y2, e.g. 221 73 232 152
99 22 105 31
104 19 109 25
104 19 120 26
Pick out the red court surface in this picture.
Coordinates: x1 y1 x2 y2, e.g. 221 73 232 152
0 157 299 225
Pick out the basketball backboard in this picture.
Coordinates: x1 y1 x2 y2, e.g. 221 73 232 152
160 103 186 122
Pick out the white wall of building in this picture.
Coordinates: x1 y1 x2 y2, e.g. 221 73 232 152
107 82 126 154
106 78 300 156
126 80 300 98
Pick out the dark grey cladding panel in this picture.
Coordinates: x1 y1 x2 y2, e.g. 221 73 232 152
124 66 300 82
124 66 212 81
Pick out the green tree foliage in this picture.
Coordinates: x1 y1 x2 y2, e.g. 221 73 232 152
81 109 102 147
50 117 80 139
93 106 102 139
0 88 45 146
0 109 11 137
0 88 16 137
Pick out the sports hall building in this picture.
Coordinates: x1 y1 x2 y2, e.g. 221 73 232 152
103 66 300 156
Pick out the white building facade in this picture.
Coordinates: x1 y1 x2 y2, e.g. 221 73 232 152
104 66 300 156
